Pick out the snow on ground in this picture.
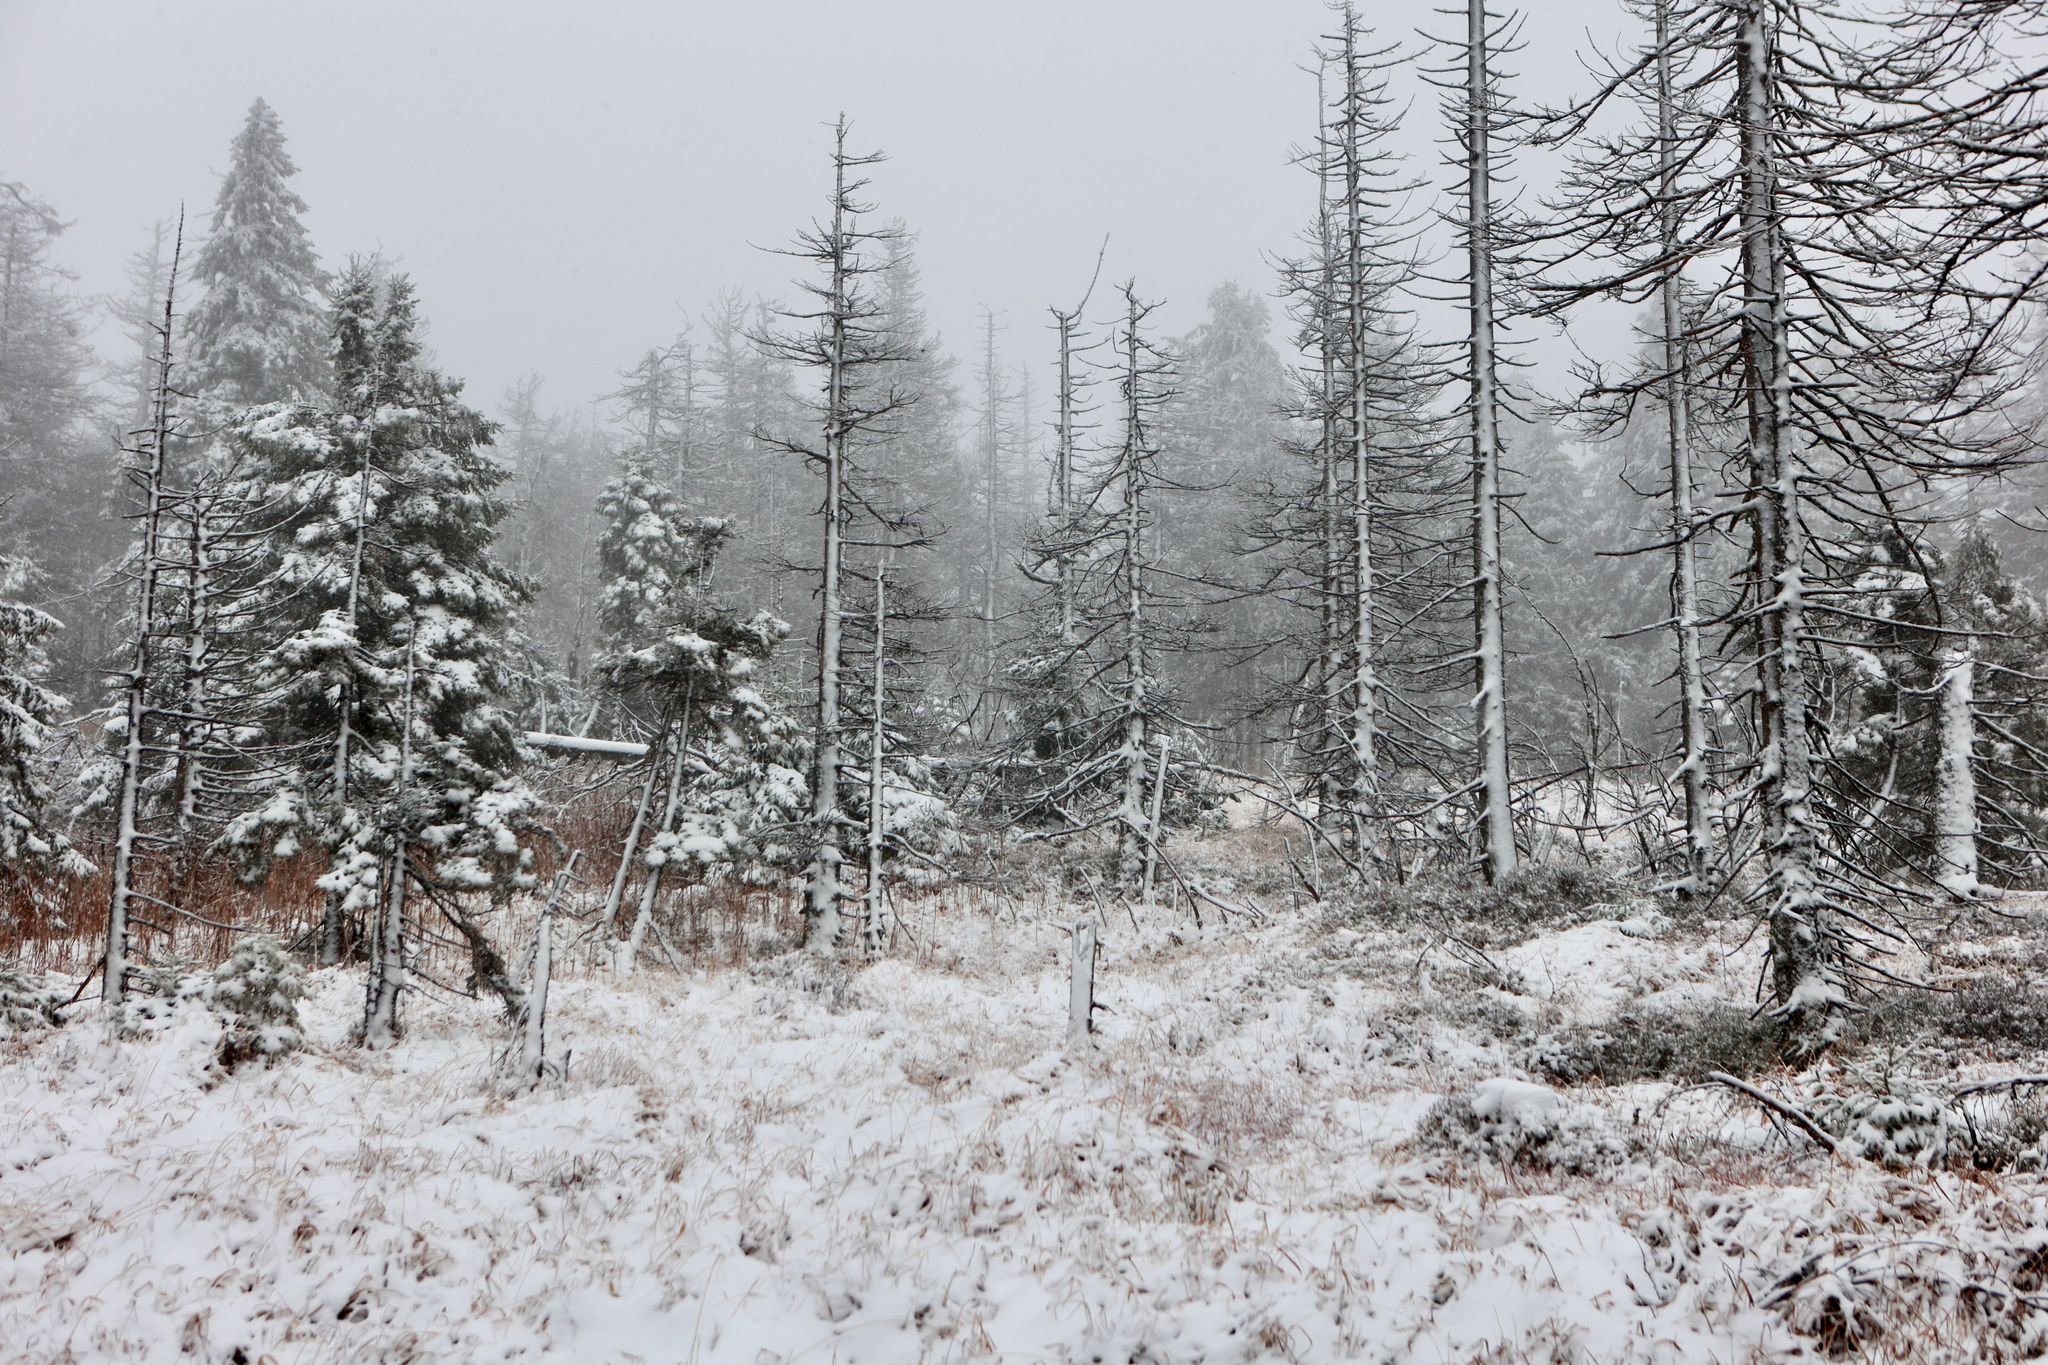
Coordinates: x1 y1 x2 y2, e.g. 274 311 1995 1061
2 891 2045 1363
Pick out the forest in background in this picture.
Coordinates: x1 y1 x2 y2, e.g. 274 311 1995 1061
3 0 2048 1064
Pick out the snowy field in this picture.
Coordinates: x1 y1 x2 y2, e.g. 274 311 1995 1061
4 878 2048 1363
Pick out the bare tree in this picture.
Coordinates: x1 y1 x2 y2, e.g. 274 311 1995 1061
759 118 916 951
104 216 185 1008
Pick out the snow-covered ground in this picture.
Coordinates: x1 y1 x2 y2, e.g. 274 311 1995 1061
3 884 2046 1362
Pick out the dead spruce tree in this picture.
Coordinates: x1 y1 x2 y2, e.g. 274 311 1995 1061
1258 8 1434 879
1529 0 2031 1054
102 219 187 1009
1420 0 1525 884
1527 0 1720 894
1003 252 1106 807
1009 283 1202 893
761 118 917 952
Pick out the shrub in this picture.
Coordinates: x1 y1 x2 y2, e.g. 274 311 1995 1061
1959 1091 2048 1172
1523 999 1781 1085
1857 976 2048 1062
1322 859 1653 941
0 966 61 1037
1414 1077 1628 1175
207 937 308 1069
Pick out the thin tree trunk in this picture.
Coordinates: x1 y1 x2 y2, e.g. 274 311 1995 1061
601 722 670 937
862 560 889 957
1141 735 1172 902
1656 0 1713 895
319 413 377 966
362 623 417 1048
621 690 694 976
1114 293 1152 890
1467 0 1516 883
174 491 212 835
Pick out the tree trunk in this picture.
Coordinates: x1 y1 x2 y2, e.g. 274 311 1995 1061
862 561 889 957
1656 0 1713 895
620 691 694 975
802 131 854 953
1466 0 1516 884
1933 637 1981 898
1737 0 1843 1054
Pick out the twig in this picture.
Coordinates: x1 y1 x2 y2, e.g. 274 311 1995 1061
1701 1071 1843 1157
1950 1075 2048 1100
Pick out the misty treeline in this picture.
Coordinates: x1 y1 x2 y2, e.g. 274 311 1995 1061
6 0 2048 1057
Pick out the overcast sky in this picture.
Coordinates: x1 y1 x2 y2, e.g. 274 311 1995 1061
1 0 1633 422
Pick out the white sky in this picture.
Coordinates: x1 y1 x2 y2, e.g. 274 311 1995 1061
1 0 1632 419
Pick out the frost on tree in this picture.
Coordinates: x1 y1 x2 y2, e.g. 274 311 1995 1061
1261 6 1432 879
1837 525 2048 899
1530 0 2035 1053
759 119 925 952
0 545 90 906
592 455 804 974
184 97 330 410
1003 283 1204 894
227 262 536 1035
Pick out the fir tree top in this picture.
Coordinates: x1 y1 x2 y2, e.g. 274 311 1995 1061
186 97 329 407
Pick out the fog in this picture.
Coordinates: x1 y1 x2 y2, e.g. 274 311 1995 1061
2 0 1629 408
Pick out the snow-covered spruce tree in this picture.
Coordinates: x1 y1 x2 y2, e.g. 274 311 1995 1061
0 539 89 910
758 119 922 952
139 100 329 850
183 97 329 411
592 454 804 973
227 262 535 1038
1529 0 2032 1053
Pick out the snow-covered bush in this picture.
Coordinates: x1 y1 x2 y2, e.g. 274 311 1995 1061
1961 1092 2048 1172
1523 999 1779 1085
123 955 210 1032
207 937 307 1068
1415 1077 1628 1175
1859 977 2048 1062
0 966 62 1038
1813 1050 1956 1167
1321 859 1651 939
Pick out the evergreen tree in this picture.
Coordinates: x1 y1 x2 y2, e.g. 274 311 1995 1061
227 262 535 1002
591 457 804 971
0 181 103 694
0 540 88 902
184 98 329 409
1163 282 1288 767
